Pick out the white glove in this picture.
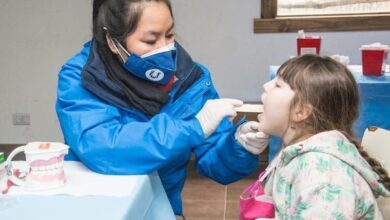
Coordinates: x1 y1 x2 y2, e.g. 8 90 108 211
196 98 243 138
235 121 269 155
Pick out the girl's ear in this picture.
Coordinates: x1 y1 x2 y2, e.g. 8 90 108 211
106 34 118 54
292 103 313 122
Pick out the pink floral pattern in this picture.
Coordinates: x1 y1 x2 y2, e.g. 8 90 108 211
263 130 389 219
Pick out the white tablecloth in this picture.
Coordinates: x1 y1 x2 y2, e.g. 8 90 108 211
0 161 175 220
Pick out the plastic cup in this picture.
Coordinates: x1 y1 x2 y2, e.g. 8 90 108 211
361 48 388 76
297 36 321 56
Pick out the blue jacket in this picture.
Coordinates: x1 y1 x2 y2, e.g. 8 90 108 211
56 41 259 215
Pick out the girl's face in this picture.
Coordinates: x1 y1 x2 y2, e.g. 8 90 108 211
258 77 295 137
125 2 174 56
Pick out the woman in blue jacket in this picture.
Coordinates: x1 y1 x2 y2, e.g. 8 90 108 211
56 0 269 216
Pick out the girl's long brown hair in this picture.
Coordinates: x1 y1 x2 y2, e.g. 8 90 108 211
277 54 390 191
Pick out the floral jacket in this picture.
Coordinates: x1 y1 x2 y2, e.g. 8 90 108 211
263 130 390 219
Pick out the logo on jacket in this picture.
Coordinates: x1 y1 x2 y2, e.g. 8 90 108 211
145 69 164 82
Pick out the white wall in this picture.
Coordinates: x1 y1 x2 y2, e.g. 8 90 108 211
0 0 92 143
0 0 389 143
170 0 390 100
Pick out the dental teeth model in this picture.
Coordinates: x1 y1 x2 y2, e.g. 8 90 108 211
6 142 69 191
27 153 67 189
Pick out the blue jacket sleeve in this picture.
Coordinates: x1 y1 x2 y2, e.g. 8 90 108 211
56 43 205 175
194 121 260 184
192 65 259 185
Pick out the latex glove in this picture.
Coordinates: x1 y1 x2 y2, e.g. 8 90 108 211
235 121 269 155
196 98 243 138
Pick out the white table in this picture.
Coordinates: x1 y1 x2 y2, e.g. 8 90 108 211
0 161 175 220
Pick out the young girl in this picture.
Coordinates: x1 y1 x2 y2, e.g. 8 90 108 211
257 55 390 219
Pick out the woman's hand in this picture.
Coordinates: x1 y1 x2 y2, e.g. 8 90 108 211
196 98 243 138
235 121 269 155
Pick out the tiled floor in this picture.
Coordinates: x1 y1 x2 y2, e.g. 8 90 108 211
182 152 268 220
183 110 264 219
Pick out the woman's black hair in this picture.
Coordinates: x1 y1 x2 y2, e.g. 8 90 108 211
93 0 106 31
93 0 173 58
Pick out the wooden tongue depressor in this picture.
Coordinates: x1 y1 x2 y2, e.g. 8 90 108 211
235 104 264 113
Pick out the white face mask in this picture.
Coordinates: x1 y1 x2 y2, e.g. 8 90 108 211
140 43 176 58
113 40 176 60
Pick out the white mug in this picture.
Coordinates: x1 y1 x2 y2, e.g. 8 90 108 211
6 142 69 190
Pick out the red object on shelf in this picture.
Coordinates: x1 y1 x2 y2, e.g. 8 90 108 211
361 49 388 76
297 37 321 56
